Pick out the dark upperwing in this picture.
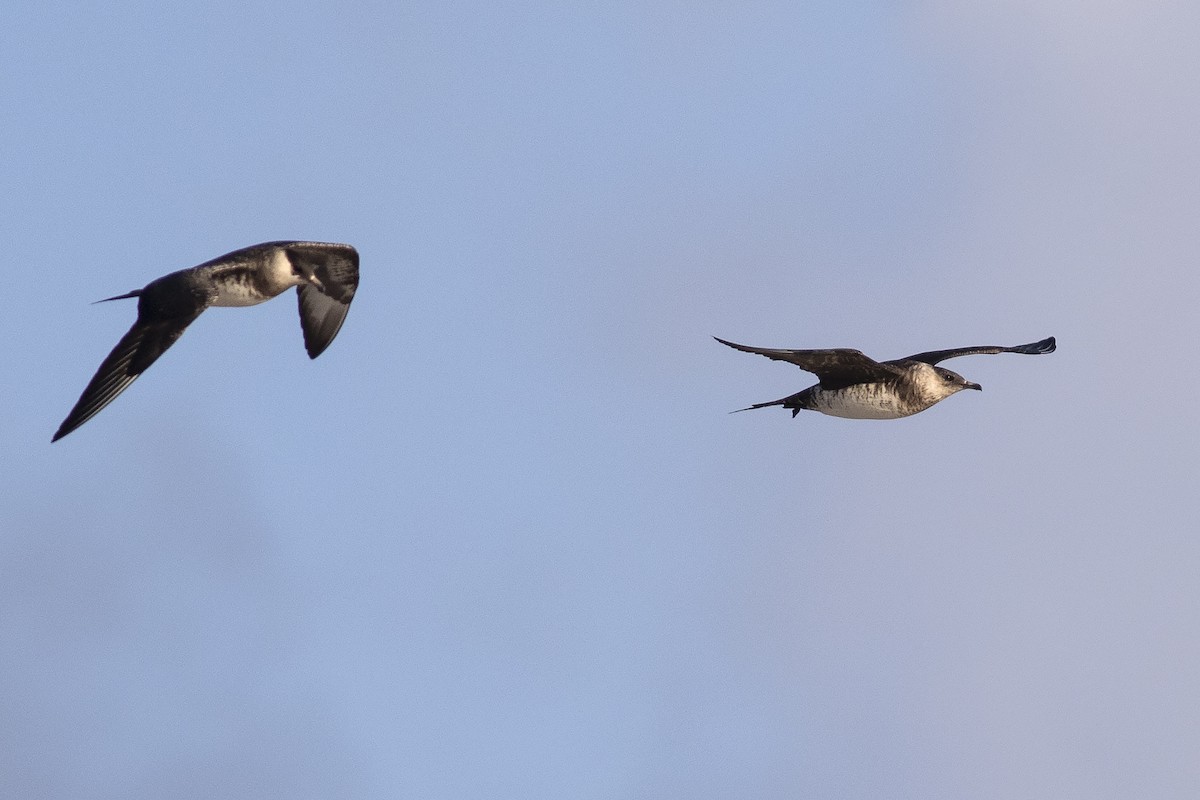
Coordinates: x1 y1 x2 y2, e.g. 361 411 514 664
714 337 904 390
899 336 1056 366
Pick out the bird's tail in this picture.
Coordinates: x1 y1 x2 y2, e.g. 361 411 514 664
93 290 141 304
731 390 808 417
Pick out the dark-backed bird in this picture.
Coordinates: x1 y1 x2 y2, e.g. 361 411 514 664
53 240 359 442
715 335 1055 419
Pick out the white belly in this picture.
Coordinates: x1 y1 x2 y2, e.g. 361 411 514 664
811 385 923 420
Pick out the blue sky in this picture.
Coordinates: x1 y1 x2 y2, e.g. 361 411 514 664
3 2 1199 797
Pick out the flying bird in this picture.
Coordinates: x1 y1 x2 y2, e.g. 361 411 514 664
53 241 359 442
715 335 1055 419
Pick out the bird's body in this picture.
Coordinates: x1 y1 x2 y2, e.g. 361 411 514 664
53 241 359 442
804 364 946 419
715 336 1056 419
203 247 301 306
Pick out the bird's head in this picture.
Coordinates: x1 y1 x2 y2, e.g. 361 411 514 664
285 250 327 292
937 366 982 393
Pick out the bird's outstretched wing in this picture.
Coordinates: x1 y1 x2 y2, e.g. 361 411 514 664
714 337 903 389
900 336 1056 366
53 316 199 442
290 243 359 358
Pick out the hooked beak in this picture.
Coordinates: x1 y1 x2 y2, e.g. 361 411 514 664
966 382 982 391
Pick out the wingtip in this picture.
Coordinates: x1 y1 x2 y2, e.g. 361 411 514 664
1025 336 1056 354
1009 336 1056 356
304 335 334 359
303 331 331 359
51 420 76 443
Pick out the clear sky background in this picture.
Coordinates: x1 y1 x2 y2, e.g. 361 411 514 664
3 2 1198 797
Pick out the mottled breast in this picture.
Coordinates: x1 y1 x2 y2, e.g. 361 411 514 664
809 383 927 419
209 249 300 307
